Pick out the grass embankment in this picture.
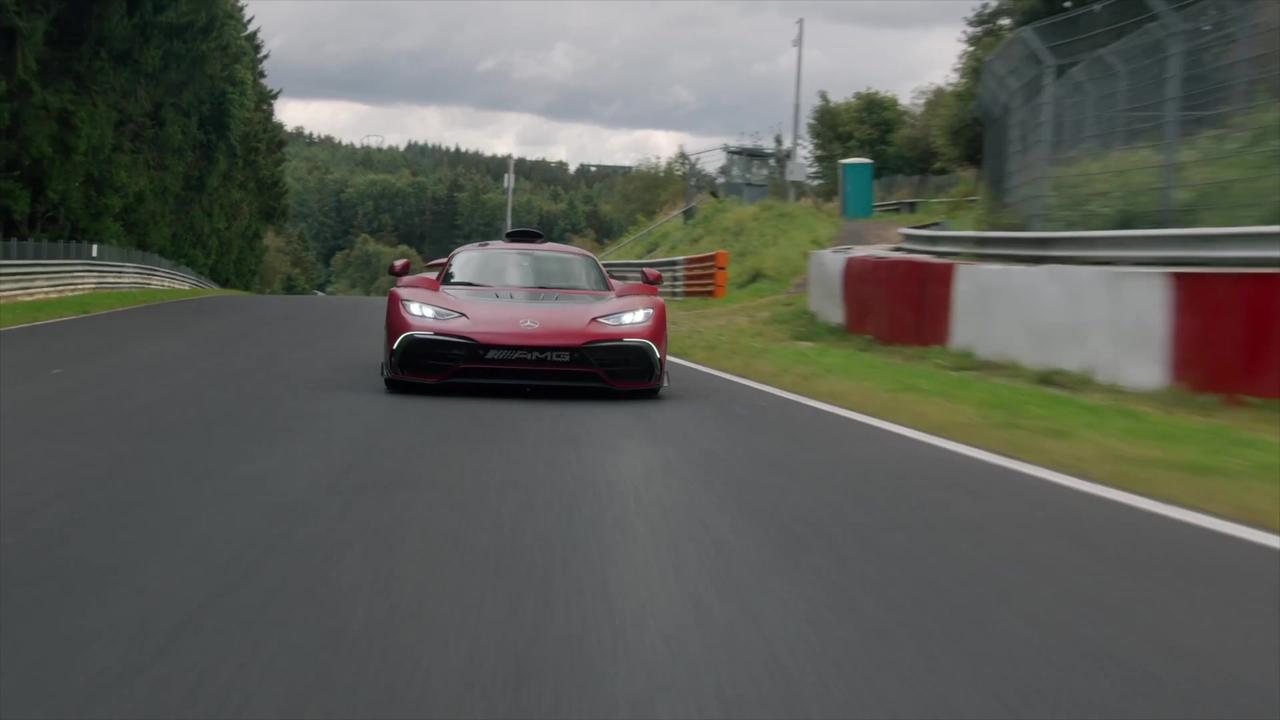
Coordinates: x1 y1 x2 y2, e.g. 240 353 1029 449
0 288 239 329
617 199 1280 530
609 199 843 299
1048 103 1280 229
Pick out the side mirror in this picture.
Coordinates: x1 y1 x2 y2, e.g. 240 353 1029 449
388 259 411 277
641 267 663 286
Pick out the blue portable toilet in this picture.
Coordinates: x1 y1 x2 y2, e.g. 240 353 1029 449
838 158 874 219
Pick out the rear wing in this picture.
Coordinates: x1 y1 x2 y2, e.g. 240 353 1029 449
423 258 447 277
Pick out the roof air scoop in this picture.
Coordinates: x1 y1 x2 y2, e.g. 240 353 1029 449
504 227 546 243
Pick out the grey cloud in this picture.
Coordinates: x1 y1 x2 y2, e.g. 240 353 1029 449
248 1 976 138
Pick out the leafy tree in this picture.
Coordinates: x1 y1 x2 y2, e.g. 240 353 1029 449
256 229 323 294
936 0 1105 167
280 130 695 294
328 234 423 296
806 89 910 198
0 0 286 288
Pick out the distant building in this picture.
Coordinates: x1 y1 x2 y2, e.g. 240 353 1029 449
578 163 635 175
721 146 774 204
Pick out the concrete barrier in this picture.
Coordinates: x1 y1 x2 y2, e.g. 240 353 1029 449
808 246 1280 397
950 265 1172 390
844 255 954 346
1173 272 1280 397
807 248 853 325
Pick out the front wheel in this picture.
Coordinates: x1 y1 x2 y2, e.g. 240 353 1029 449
632 386 662 399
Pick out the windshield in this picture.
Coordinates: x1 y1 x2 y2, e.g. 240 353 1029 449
441 249 609 291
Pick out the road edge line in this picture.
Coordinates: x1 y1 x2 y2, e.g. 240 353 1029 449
0 294 228 332
668 356 1280 550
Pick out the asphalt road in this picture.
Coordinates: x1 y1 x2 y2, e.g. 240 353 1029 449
1 295 1277 719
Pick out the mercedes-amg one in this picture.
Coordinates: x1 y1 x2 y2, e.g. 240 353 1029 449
381 228 667 396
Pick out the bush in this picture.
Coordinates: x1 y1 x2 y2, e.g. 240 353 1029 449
328 235 424 296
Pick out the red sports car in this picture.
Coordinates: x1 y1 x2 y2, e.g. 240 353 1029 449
381 228 667 396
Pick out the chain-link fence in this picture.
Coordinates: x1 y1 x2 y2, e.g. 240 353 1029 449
1 238 216 286
979 0 1280 230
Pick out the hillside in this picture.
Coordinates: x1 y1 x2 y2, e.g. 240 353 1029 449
606 199 842 300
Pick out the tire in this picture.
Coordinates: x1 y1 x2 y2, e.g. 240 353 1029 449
633 386 662 399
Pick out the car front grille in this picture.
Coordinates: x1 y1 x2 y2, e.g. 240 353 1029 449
391 335 659 386
580 343 660 385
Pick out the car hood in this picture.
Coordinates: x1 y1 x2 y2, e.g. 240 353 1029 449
442 287 612 305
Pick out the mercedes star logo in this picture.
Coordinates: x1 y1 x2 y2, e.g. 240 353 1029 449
518 319 540 329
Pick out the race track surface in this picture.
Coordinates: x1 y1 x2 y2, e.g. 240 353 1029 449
2 296 1277 718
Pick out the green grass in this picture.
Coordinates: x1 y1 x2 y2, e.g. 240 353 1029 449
608 199 843 300
1045 103 1280 229
875 202 980 231
668 294 1280 530
0 288 240 328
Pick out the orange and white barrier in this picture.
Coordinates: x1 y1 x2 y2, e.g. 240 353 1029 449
602 251 730 299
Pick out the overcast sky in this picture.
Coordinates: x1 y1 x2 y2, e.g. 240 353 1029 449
246 1 979 166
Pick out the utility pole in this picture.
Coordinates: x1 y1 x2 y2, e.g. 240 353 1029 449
504 155 515 231
789 17 804 203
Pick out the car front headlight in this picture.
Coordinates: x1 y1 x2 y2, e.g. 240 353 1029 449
594 307 654 326
402 300 464 320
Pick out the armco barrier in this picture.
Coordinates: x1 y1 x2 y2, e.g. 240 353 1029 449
0 260 218 298
897 225 1280 266
808 246 1280 398
601 251 730 298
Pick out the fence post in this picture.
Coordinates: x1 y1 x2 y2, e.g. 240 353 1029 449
979 61 1019 212
1021 29 1058 229
1079 79 1097 150
1149 0 1184 227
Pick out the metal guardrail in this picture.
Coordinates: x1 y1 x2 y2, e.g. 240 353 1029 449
602 251 730 298
0 260 219 298
874 197 979 214
896 225 1280 266
3 239 215 282
0 239 218 298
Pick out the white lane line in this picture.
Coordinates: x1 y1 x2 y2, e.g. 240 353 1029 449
0 295 224 332
668 356 1280 550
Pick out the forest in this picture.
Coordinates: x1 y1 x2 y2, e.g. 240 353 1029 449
269 130 714 295
1 0 1090 293
1 0 286 288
